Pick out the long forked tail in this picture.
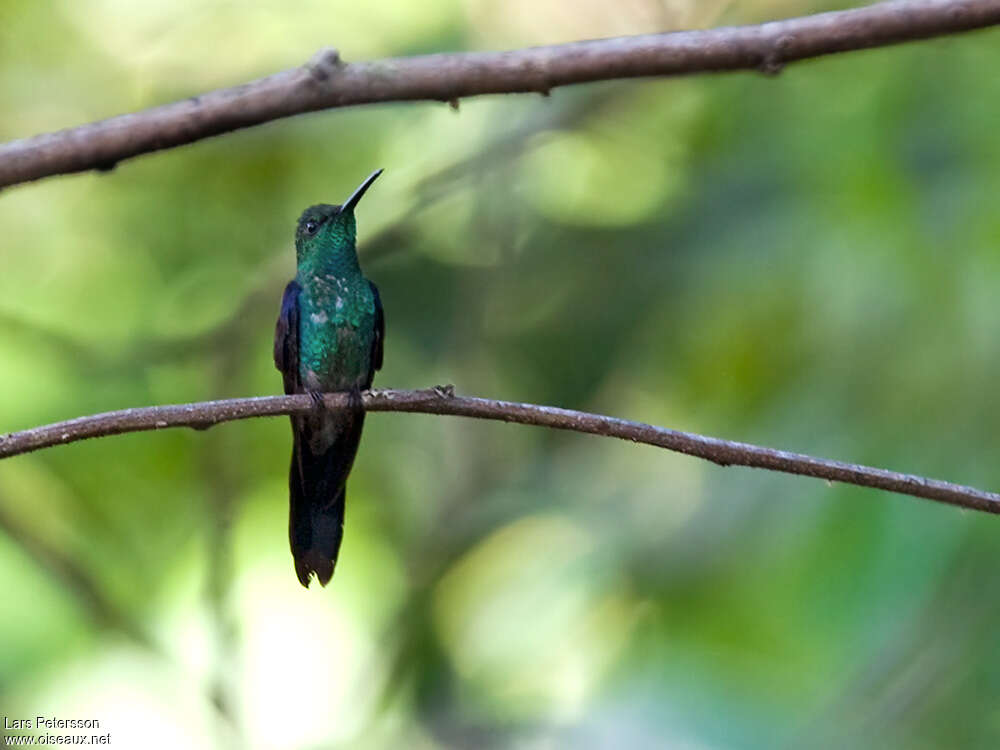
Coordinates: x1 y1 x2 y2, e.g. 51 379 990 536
288 437 350 588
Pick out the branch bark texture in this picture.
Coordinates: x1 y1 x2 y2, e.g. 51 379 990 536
2 387 999 515
3 0 1000 189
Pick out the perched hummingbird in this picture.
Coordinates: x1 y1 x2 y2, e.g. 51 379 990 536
273 169 385 588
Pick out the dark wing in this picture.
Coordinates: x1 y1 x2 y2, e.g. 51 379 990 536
274 280 302 395
369 280 384 375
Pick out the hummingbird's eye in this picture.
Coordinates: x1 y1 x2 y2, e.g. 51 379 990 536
305 220 319 235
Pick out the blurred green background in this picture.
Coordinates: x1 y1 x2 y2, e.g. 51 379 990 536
3 0 1000 747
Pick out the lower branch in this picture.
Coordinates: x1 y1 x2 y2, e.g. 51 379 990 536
1 387 998 513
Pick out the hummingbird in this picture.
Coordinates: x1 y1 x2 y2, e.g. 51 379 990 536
273 169 385 587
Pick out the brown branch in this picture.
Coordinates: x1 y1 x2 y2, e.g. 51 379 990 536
2 387 999 514
3 0 1000 189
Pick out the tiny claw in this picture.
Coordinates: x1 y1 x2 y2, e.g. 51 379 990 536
308 390 326 408
348 387 364 411
432 384 455 398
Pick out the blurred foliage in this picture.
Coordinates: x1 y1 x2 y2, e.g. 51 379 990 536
2 0 1000 748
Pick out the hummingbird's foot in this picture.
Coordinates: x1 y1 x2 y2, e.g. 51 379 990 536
307 390 326 408
347 387 364 418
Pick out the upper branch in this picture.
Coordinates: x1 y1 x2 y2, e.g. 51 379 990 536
2 387 1000 515
2 0 1000 189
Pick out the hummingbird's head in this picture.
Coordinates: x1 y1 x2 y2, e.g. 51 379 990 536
295 169 383 263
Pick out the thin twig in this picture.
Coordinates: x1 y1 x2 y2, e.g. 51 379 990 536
2 0 1000 189
2 387 999 514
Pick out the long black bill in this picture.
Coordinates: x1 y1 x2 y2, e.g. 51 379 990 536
340 168 384 214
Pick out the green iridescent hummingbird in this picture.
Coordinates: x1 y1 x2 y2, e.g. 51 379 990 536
273 169 385 587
